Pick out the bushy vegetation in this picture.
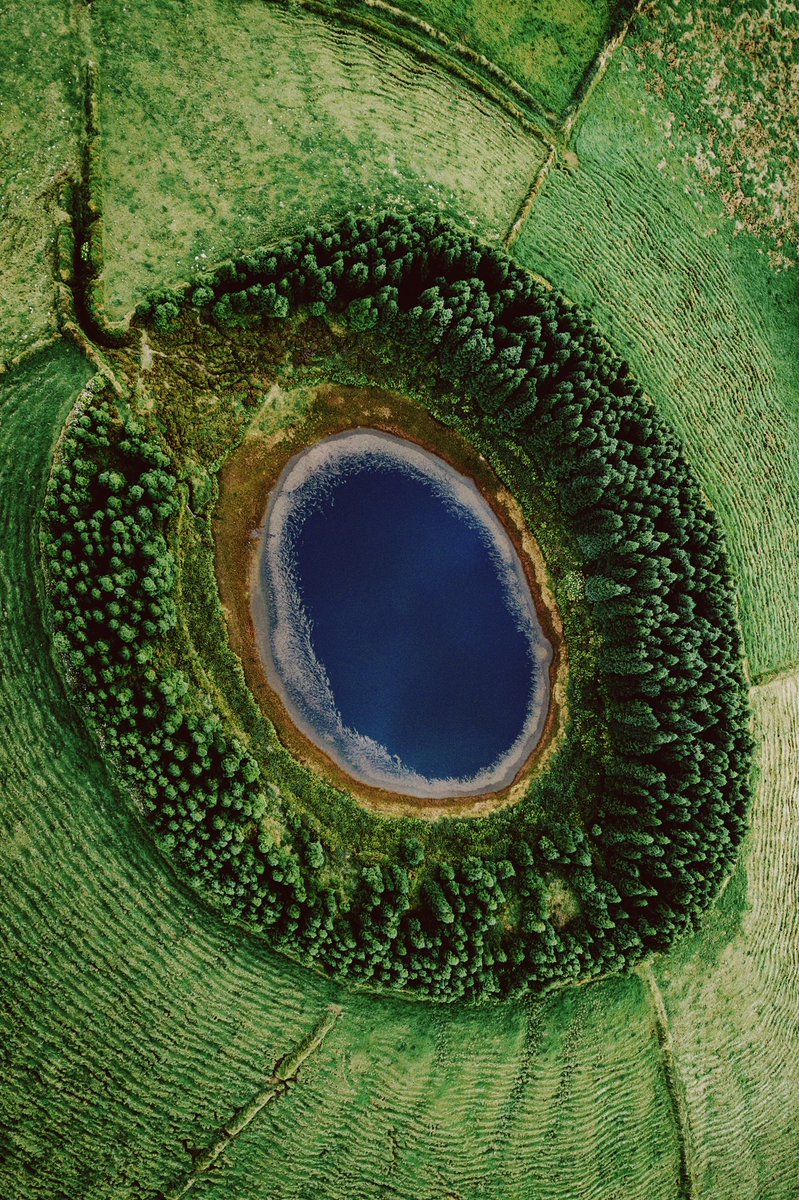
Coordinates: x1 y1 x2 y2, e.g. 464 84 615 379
45 213 752 1001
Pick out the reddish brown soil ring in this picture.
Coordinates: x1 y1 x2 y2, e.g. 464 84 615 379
214 382 568 819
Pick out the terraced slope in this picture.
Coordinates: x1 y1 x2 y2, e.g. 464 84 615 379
215 976 683 1200
513 54 799 682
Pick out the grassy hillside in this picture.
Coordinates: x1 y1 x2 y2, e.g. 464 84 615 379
512 55 799 683
653 672 799 1197
1 0 798 1196
631 0 799 267
0 2 83 360
0 345 341 1198
0 346 682 1200
363 0 624 118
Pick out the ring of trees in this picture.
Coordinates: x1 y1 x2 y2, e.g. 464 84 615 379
41 212 752 1001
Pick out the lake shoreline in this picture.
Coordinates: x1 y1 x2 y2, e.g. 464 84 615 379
215 381 568 819
251 427 554 797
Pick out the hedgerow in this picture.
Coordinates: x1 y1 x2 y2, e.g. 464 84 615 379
43 213 752 1000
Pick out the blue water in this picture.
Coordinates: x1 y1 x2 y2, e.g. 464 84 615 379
254 430 552 795
292 465 536 779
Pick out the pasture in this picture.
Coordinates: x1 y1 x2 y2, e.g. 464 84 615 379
1 1 797 1198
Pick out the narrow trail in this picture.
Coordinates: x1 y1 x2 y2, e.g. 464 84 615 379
638 962 697 1200
157 1005 343 1200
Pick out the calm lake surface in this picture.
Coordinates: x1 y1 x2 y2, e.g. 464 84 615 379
252 429 552 798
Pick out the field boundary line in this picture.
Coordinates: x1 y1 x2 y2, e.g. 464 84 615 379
502 0 645 249
270 0 557 148
363 0 560 132
638 962 697 1199
559 0 645 141
156 1005 342 1200
60 0 132 348
504 146 557 251
750 660 799 691
0 335 63 381
52 166 126 399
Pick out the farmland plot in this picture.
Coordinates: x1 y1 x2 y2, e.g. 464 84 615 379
513 55 799 682
94 0 549 320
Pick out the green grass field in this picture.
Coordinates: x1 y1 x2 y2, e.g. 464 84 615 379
512 52 799 683
2 1 798 1196
93 0 548 321
365 0 624 118
0 2 83 360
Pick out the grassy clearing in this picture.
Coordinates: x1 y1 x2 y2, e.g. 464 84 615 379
381 0 623 118
0 1 82 360
512 53 799 682
93 0 547 321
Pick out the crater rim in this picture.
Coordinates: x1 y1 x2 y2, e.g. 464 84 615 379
215 381 568 819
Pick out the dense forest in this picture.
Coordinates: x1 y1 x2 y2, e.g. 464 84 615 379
42 213 752 1000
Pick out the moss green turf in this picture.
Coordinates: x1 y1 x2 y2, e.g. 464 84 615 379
0 2 83 361
1 1 798 1196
